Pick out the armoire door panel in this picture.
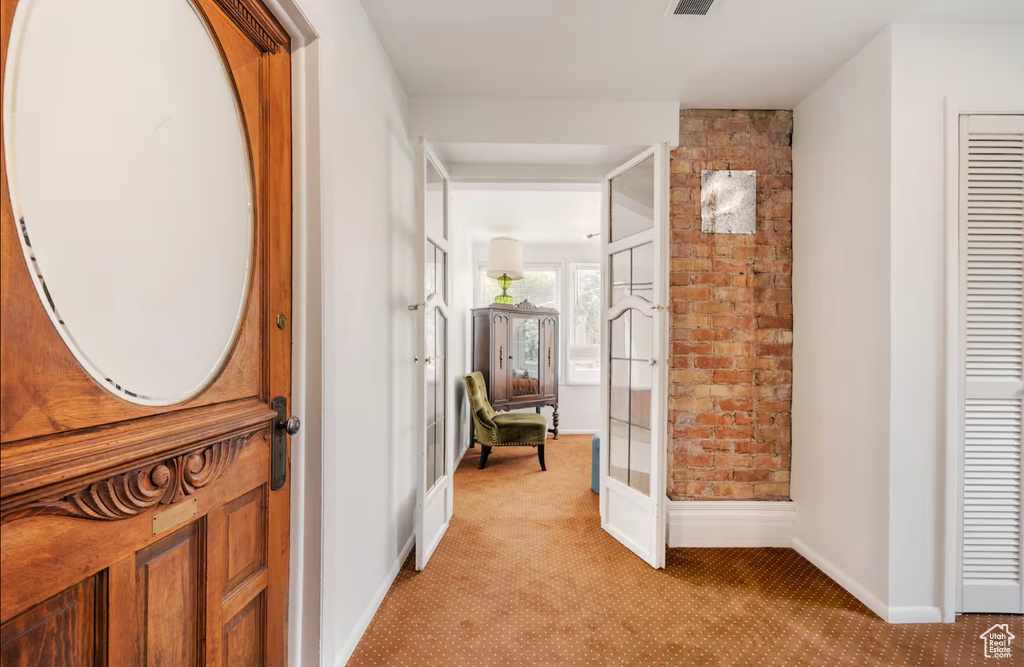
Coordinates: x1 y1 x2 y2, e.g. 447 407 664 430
135 523 202 667
541 316 558 400
491 315 509 404
0 576 100 667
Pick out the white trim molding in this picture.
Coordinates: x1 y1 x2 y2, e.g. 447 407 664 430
792 537 888 621
792 538 941 624
667 500 795 548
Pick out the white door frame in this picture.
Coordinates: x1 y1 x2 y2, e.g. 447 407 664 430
599 143 669 569
414 139 455 570
943 97 1024 622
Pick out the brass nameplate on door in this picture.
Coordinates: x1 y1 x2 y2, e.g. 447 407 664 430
152 499 197 536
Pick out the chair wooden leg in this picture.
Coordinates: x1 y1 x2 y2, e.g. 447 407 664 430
538 444 546 471
478 445 492 469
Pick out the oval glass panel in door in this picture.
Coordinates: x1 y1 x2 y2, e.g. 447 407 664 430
3 0 253 405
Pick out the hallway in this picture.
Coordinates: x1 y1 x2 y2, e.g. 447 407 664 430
348 435 1011 665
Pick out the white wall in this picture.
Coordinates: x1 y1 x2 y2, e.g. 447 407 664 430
791 27 894 620
793 22 1024 623
886 23 1024 615
288 1 418 664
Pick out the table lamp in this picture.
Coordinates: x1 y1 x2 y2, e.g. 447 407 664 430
487 237 523 305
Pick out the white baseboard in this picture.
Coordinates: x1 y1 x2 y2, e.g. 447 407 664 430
887 605 943 624
556 429 598 435
667 500 795 547
790 537 942 624
792 537 888 621
336 532 414 664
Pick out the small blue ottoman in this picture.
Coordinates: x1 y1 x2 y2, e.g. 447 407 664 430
591 434 600 494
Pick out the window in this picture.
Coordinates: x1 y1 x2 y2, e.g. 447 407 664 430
476 263 560 310
569 263 600 384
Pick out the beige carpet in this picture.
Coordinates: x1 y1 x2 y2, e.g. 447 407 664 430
348 435 1020 666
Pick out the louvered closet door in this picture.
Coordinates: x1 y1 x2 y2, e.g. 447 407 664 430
960 114 1024 614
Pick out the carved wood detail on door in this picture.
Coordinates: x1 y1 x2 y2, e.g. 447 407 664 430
1 429 259 524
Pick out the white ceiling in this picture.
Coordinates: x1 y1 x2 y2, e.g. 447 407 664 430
453 183 602 245
900 0 1024 22
361 0 1024 108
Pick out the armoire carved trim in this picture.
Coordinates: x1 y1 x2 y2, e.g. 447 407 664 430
0 432 255 523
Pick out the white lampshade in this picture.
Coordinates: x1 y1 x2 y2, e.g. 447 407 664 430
486 237 524 280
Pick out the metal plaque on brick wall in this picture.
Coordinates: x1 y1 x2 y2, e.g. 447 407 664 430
701 170 756 234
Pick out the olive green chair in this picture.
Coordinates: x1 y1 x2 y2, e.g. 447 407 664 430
464 372 548 471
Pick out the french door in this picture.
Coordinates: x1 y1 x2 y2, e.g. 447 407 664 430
600 144 669 568
958 114 1024 614
414 139 454 570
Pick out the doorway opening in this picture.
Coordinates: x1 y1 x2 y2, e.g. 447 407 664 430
413 140 671 571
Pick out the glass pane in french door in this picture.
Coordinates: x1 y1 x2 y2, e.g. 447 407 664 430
609 155 655 242
611 250 631 303
433 309 447 487
609 242 654 305
425 243 447 300
608 308 654 495
425 245 436 299
425 238 448 492
631 243 654 302
425 306 437 492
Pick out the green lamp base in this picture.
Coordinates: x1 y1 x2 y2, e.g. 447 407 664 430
494 274 514 304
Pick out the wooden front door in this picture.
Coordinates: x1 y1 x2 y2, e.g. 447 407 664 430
0 0 293 664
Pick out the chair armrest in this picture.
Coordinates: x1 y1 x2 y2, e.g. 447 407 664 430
474 407 496 432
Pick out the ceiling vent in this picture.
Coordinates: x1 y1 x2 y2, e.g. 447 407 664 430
670 0 715 15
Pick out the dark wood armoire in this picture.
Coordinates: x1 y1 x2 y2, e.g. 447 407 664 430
472 300 559 437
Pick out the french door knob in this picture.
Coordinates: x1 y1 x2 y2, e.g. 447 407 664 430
284 416 301 435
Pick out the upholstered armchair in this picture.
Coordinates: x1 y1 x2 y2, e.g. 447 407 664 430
464 372 548 470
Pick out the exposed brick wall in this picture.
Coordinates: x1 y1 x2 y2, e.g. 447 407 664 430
668 109 793 501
